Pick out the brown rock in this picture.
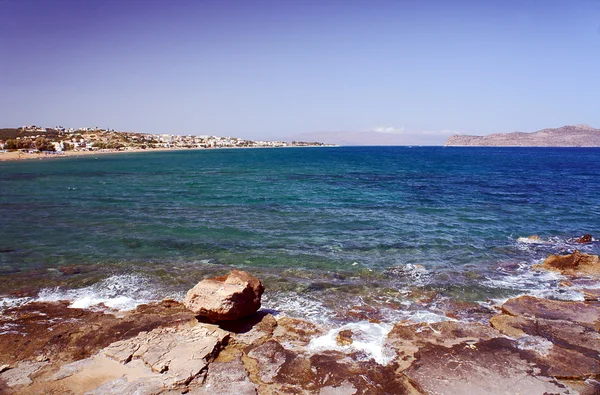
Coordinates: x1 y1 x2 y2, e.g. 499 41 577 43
183 270 264 321
489 314 533 338
388 320 500 349
188 353 257 395
541 250 600 276
558 280 573 287
527 338 600 378
576 234 593 243
271 316 324 348
583 288 600 301
220 312 277 349
58 266 82 276
406 338 570 394
386 321 501 371
501 295 600 329
247 345 419 394
492 312 600 358
0 300 195 366
335 330 353 346
491 296 600 381
247 340 288 384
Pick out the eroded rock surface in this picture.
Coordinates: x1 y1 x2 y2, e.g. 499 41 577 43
184 270 264 321
5 267 600 395
188 353 257 395
0 360 48 388
0 299 195 366
491 295 600 382
406 338 570 395
500 295 600 329
386 320 500 370
104 322 229 386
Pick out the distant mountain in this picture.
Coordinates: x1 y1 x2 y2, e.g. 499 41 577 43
445 125 600 147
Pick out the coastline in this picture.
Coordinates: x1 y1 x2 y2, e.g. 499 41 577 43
2 252 600 394
2 146 599 393
0 145 332 162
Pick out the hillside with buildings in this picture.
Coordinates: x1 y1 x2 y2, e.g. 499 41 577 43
0 126 330 153
445 125 600 147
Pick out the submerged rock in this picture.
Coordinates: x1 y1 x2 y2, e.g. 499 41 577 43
183 270 264 321
336 329 353 346
517 235 540 243
538 250 600 276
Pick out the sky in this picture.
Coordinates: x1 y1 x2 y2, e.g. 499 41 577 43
1 0 599 144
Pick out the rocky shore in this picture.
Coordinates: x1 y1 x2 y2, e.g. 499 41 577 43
2 253 600 394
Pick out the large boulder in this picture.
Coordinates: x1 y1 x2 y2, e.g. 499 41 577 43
538 250 600 276
183 270 264 321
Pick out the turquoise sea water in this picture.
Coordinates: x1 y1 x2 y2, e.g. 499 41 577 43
1 147 599 322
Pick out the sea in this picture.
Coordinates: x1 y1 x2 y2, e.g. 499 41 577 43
1 146 599 328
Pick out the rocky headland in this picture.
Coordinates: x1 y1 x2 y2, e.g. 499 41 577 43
445 124 600 147
2 254 600 395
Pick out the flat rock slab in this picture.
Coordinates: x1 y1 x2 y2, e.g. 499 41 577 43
491 313 600 357
187 353 257 395
84 376 165 395
0 300 195 366
491 306 600 380
406 338 571 395
501 295 600 329
0 360 48 388
386 321 501 370
246 340 420 394
103 323 229 386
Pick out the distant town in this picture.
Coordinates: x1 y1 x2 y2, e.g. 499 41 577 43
0 125 332 154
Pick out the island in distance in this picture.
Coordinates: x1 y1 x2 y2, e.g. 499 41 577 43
445 124 600 147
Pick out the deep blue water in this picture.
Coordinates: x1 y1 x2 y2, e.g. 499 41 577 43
1 147 599 322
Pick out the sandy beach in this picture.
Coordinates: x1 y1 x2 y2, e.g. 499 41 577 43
0 148 206 162
0 145 320 162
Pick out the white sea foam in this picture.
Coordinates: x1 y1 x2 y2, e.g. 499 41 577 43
262 292 332 323
308 321 395 365
515 235 596 254
516 236 547 244
482 259 583 300
517 335 554 357
36 274 159 311
387 263 431 285
404 310 455 324
0 322 23 335
0 296 32 314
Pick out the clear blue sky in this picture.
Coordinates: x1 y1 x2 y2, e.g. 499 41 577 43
1 0 599 143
